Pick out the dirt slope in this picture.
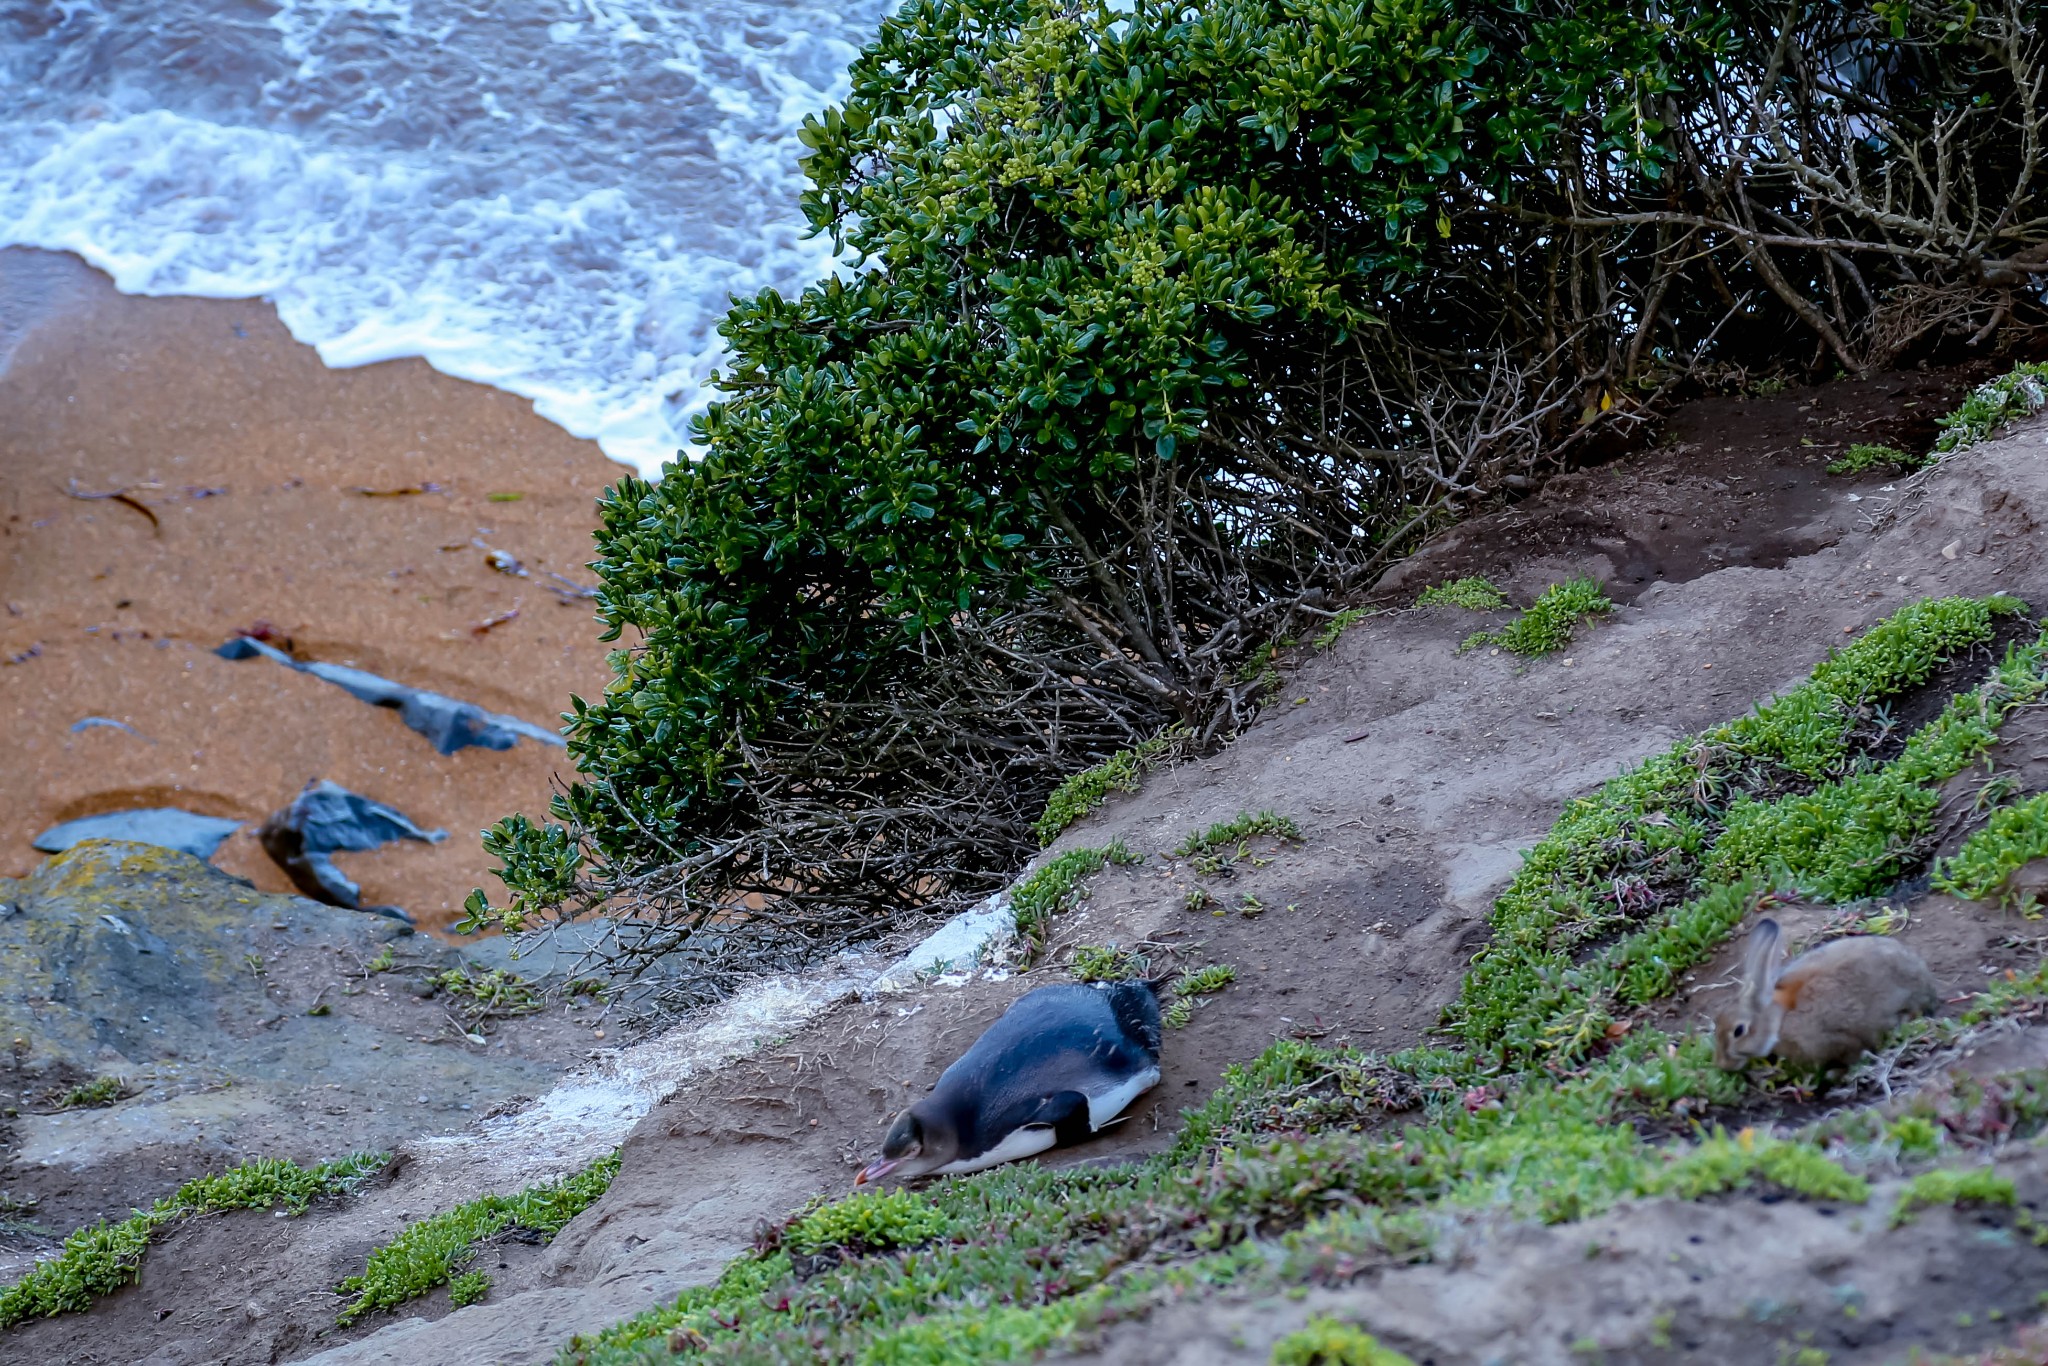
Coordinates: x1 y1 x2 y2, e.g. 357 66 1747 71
10 371 2048 1365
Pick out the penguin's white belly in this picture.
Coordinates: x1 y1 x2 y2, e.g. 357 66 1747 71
1086 1064 1161 1129
930 1066 1162 1178
932 1125 1059 1176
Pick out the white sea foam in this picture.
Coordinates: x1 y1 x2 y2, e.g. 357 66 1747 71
0 0 888 475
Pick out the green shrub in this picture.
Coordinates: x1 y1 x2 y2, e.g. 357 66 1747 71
0 1153 385 1328
481 0 1911 987
1462 578 1612 657
337 1152 618 1326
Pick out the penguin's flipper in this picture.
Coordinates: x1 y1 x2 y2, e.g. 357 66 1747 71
1026 1091 1096 1148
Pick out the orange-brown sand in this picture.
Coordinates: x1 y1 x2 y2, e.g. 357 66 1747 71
0 249 633 933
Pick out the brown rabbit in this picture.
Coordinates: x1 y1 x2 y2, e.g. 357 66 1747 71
1712 918 1939 1070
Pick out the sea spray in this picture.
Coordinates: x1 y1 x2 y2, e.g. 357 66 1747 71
0 0 889 475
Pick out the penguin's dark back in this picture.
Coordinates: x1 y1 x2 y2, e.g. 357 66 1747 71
1101 979 1162 1059
933 983 1160 1102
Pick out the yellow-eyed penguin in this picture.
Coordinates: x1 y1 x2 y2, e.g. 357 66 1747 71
855 979 1163 1184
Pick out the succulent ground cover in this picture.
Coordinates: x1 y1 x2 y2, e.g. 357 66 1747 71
0 1155 387 1329
559 592 2048 1364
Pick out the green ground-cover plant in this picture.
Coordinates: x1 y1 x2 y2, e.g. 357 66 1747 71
1271 1316 1416 1366
1892 1167 2017 1226
337 1151 618 1326
1163 963 1237 1028
432 965 543 1022
1934 791 2048 901
1035 726 1194 845
1461 578 1612 657
1451 594 2035 1059
1176 811 1304 858
1415 577 1510 611
1827 443 1922 475
1933 363 2048 456
55 1076 123 1110
448 1270 492 1307
1068 943 1143 983
485 0 2048 997
1313 608 1378 650
0 1153 385 1328
1010 842 1139 948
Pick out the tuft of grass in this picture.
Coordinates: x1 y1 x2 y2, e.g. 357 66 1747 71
0 1153 386 1328
1415 576 1509 611
1035 726 1193 845
337 1151 618 1326
1011 842 1140 946
1271 1316 1416 1365
56 1076 124 1110
1176 811 1303 858
1313 608 1378 649
1827 443 1922 476
1461 577 1611 657
1933 791 2048 901
1891 1167 2016 1226
1932 362 2048 456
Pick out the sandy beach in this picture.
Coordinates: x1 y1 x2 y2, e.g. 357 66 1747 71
0 248 629 933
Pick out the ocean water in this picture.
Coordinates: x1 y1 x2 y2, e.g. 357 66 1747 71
0 0 890 476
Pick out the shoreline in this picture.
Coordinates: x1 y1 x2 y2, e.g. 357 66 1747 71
0 249 628 934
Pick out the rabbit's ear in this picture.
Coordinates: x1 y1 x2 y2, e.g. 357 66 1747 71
1741 918 1784 999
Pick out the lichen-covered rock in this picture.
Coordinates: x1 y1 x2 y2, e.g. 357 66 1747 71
0 840 405 1075
0 842 583 1240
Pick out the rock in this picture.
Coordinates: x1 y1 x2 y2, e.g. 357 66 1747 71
256 779 446 909
0 841 577 1215
214 634 563 755
32 808 242 860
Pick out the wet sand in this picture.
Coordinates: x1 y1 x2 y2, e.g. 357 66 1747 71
0 249 632 933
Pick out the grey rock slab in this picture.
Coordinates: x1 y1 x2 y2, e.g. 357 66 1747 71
0 841 575 1194
31 808 241 859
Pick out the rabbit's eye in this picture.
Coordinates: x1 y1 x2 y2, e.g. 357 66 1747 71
1732 1023 1748 1038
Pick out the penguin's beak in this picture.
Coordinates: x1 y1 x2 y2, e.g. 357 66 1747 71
854 1158 899 1186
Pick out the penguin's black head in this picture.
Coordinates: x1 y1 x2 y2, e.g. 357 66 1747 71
855 1102 955 1185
